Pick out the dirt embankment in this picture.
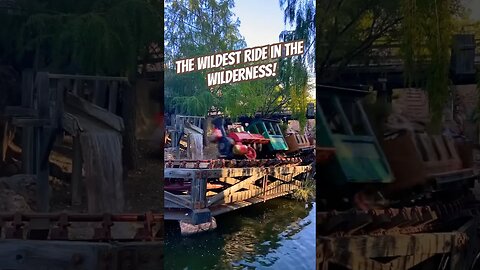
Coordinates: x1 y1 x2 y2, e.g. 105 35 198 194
0 174 35 211
0 139 163 213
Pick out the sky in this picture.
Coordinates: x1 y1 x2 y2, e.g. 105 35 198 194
232 0 315 97
463 0 480 20
231 0 289 47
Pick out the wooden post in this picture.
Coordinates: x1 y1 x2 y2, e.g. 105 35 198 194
175 131 180 159
72 79 79 96
21 70 34 174
71 134 83 206
121 82 138 170
191 176 207 209
108 81 118 113
38 137 54 212
55 80 65 129
93 80 108 108
186 133 191 159
202 118 208 147
36 72 52 212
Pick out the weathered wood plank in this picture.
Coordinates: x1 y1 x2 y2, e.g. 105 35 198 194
71 135 82 206
191 178 207 209
209 190 293 217
321 232 460 261
165 191 191 209
120 82 138 170
4 107 37 117
218 177 242 185
108 81 118 113
37 127 56 212
21 70 34 108
54 79 65 131
208 173 262 206
35 73 51 212
62 112 83 135
165 164 311 220
36 72 50 121
164 166 310 179
65 92 124 132
48 73 128 82
22 126 34 174
20 70 35 174
11 118 50 127
72 78 79 96
93 80 108 108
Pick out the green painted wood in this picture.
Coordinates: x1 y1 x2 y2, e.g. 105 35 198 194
247 119 289 151
317 93 394 185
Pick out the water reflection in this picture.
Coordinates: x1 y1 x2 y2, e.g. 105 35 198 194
165 198 316 270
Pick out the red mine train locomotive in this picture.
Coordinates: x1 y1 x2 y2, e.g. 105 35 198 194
209 118 269 160
210 117 314 160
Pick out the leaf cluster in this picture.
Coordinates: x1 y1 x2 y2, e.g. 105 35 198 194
0 0 161 76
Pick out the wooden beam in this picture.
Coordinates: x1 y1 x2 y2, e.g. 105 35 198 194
48 73 128 82
209 190 294 217
165 191 191 209
190 177 207 209
62 112 83 135
92 80 107 108
108 81 118 113
218 177 242 185
35 72 52 212
20 70 35 174
65 93 124 132
71 134 83 206
120 82 137 170
36 127 56 212
4 107 36 117
207 172 264 207
318 226 475 269
11 118 50 127
54 79 65 130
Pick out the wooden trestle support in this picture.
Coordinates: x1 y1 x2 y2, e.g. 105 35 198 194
164 159 312 231
317 201 480 270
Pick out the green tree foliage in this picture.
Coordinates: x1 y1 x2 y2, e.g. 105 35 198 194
317 0 469 133
316 0 402 82
220 78 290 119
316 0 465 82
277 54 309 131
279 0 315 65
279 0 315 132
208 0 316 128
164 0 245 116
400 0 463 132
0 0 161 76
165 0 315 124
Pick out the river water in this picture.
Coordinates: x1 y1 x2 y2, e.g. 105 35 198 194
165 198 316 270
